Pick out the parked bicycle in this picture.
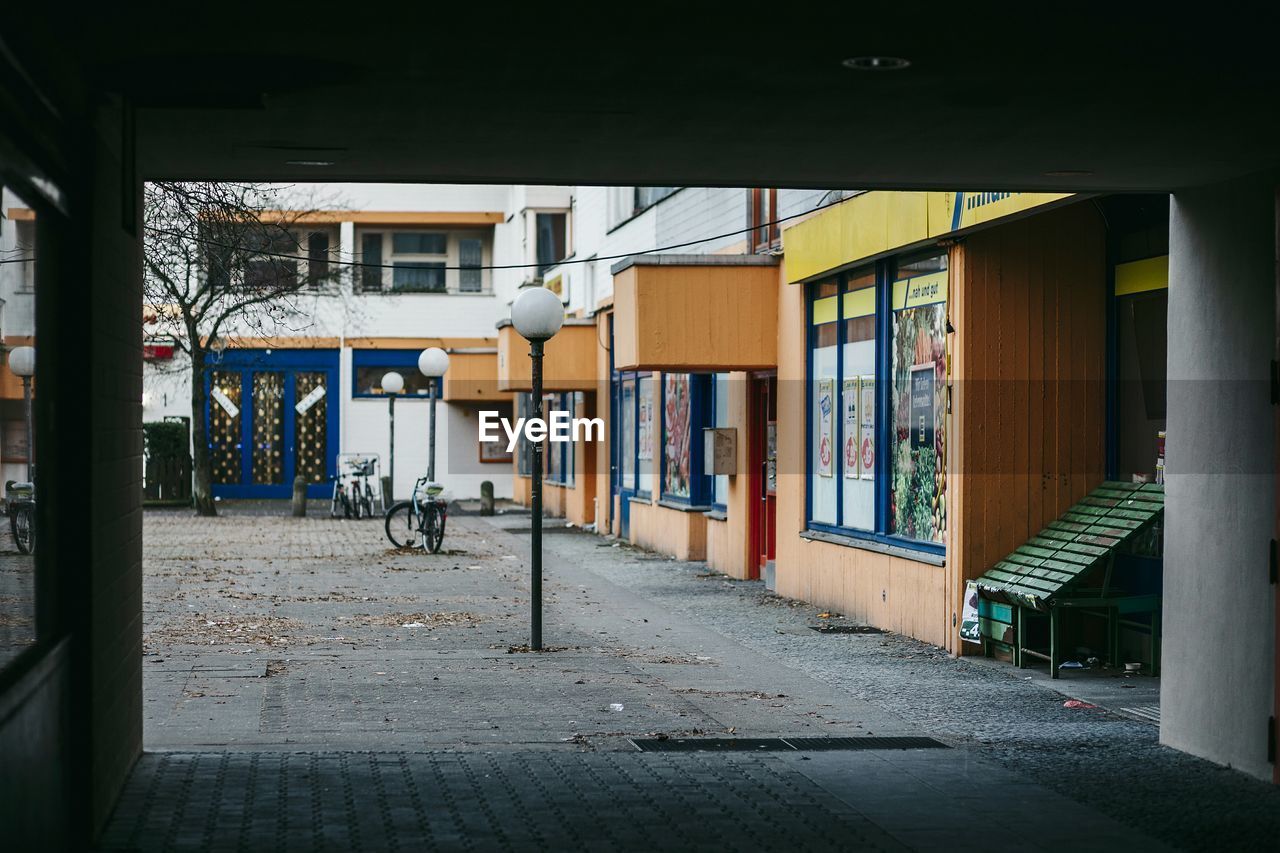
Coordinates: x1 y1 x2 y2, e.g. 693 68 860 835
5 479 34 555
384 476 447 553
330 454 381 519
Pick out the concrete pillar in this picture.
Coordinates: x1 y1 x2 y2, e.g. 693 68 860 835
1162 174 1276 781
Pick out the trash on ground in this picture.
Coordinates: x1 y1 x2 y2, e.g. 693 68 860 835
401 621 426 628
1059 660 1086 670
608 703 624 712
1063 699 1098 709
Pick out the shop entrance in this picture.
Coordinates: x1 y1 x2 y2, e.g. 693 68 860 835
750 374 777 579
205 349 340 499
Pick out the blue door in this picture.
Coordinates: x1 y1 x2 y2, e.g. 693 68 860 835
205 349 340 499
613 374 637 539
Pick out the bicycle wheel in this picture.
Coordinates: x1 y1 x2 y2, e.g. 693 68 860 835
384 501 419 548
425 503 445 553
11 506 33 555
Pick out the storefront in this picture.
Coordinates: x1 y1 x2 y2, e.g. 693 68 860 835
780 191 1121 651
608 255 779 574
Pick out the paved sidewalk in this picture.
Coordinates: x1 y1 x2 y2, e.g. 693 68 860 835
121 504 1279 851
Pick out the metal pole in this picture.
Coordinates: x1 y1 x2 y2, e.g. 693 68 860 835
388 393 396 502
530 340 544 651
427 380 437 483
21 377 32 481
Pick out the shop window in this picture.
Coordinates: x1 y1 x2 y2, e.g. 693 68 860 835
544 392 577 486
660 373 712 505
351 349 443 398
806 254 947 554
619 379 636 489
479 401 513 464
888 255 948 544
637 374 655 496
712 373 730 510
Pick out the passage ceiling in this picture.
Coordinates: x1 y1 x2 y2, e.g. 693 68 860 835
5 9 1278 191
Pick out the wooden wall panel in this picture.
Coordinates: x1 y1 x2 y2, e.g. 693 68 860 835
950 201 1107 652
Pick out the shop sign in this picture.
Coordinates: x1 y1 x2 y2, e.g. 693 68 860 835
817 378 834 478
910 365 935 450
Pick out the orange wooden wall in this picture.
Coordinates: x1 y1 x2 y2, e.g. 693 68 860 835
946 201 1107 652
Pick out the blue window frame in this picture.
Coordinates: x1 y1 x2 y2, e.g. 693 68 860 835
351 349 443 399
805 253 948 557
545 392 577 487
658 372 713 507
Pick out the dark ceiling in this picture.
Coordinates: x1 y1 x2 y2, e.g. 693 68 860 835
5 8 1279 192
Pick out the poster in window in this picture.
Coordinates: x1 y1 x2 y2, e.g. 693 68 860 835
859 376 875 480
766 421 777 494
959 580 981 644
662 374 691 498
637 383 654 461
842 378 860 479
817 378 834 478
910 364 935 450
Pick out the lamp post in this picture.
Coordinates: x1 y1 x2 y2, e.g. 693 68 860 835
381 371 404 501
417 347 450 482
509 287 564 651
8 346 35 480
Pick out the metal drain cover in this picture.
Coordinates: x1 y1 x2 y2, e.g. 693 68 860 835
631 736 948 752
809 625 886 634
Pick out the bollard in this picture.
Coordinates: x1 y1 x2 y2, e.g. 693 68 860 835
291 475 307 517
480 480 495 516
381 475 393 510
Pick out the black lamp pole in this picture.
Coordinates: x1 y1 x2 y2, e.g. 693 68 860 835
427 380 438 482
530 339 545 651
387 392 396 502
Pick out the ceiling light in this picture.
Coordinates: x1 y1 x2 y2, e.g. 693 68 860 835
842 56 911 71
286 160 335 167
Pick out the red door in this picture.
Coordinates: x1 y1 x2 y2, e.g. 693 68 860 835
750 375 778 578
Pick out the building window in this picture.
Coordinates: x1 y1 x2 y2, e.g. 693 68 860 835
662 374 693 499
392 262 446 293
619 379 636 489
536 213 567 274
479 401 514 464
351 349 443 398
392 233 447 255
749 188 780 252
459 238 483 292
806 253 947 552
635 187 678 211
307 232 330 287
361 232 383 292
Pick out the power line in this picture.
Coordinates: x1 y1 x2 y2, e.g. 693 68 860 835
0 191 851 271
140 192 848 273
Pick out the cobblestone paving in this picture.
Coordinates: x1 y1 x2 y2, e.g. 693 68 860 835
115 503 1273 851
0 525 35 669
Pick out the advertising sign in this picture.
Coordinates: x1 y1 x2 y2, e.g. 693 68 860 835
859 376 875 480
910 364 935 450
842 378 859 479
959 581 981 644
817 378 834 478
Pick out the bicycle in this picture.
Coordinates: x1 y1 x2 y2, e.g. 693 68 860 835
5 480 34 555
330 454 380 519
384 476 447 553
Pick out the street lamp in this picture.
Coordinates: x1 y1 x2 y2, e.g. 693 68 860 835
417 347 450 483
510 286 564 651
381 371 404 502
8 346 35 480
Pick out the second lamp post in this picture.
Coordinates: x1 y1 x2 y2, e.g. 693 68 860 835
381 371 404 501
417 347 450 482
509 287 564 651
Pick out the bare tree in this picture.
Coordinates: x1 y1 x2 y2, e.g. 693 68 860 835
143 182 345 516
